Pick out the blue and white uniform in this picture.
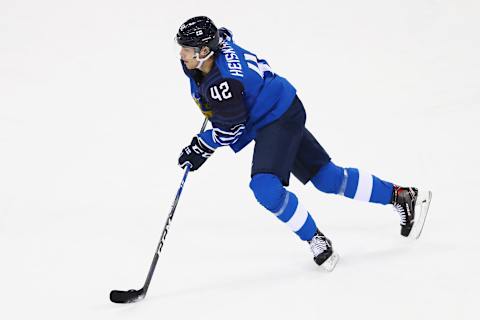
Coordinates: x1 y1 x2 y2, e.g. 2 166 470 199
182 34 296 153
182 30 394 242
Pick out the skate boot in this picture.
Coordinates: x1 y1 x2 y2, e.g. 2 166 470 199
308 230 339 272
391 185 432 239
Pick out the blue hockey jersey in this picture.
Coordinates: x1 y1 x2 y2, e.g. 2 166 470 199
182 31 296 152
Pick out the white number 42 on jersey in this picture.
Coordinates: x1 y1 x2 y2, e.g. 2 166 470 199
210 81 232 101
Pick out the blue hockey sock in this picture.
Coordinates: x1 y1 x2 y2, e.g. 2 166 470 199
311 161 393 205
250 174 317 241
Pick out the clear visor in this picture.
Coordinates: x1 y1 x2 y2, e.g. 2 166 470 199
172 36 200 61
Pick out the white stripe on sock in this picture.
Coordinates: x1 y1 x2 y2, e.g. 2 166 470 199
338 168 348 196
286 203 309 232
354 170 373 202
274 192 290 217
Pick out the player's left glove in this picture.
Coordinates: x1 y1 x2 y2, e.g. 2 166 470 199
178 136 215 171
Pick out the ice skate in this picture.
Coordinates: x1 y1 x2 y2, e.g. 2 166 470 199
392 185 432 239
308 230 339 271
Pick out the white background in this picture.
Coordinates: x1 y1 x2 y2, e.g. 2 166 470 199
1 0 479 319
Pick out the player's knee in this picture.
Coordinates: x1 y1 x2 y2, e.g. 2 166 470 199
311 161 344 194
249 174 286 212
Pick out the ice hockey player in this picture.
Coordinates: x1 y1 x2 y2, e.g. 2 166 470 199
175 16 432 271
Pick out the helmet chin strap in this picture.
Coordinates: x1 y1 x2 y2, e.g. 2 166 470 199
194 49 214 70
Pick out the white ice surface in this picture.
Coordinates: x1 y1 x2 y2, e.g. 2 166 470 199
1 1 479 319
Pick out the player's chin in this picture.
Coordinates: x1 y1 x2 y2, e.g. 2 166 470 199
184 61 197 69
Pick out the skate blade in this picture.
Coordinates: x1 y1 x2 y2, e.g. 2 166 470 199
409 190 432 240
321 251 340 272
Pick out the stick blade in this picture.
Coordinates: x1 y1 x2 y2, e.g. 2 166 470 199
110 288 145 303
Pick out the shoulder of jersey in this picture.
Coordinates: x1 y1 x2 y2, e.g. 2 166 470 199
215 41 245 79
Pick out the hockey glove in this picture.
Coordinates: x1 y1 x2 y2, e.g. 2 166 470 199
178 136 215 171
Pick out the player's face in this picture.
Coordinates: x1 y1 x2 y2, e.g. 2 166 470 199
179 46 199 69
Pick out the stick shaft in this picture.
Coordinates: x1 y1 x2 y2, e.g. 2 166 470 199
141 118 209 295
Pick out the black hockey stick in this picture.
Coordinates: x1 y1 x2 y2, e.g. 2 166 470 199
110 118 209 303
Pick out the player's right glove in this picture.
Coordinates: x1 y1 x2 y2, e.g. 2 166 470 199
178 136 215 171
